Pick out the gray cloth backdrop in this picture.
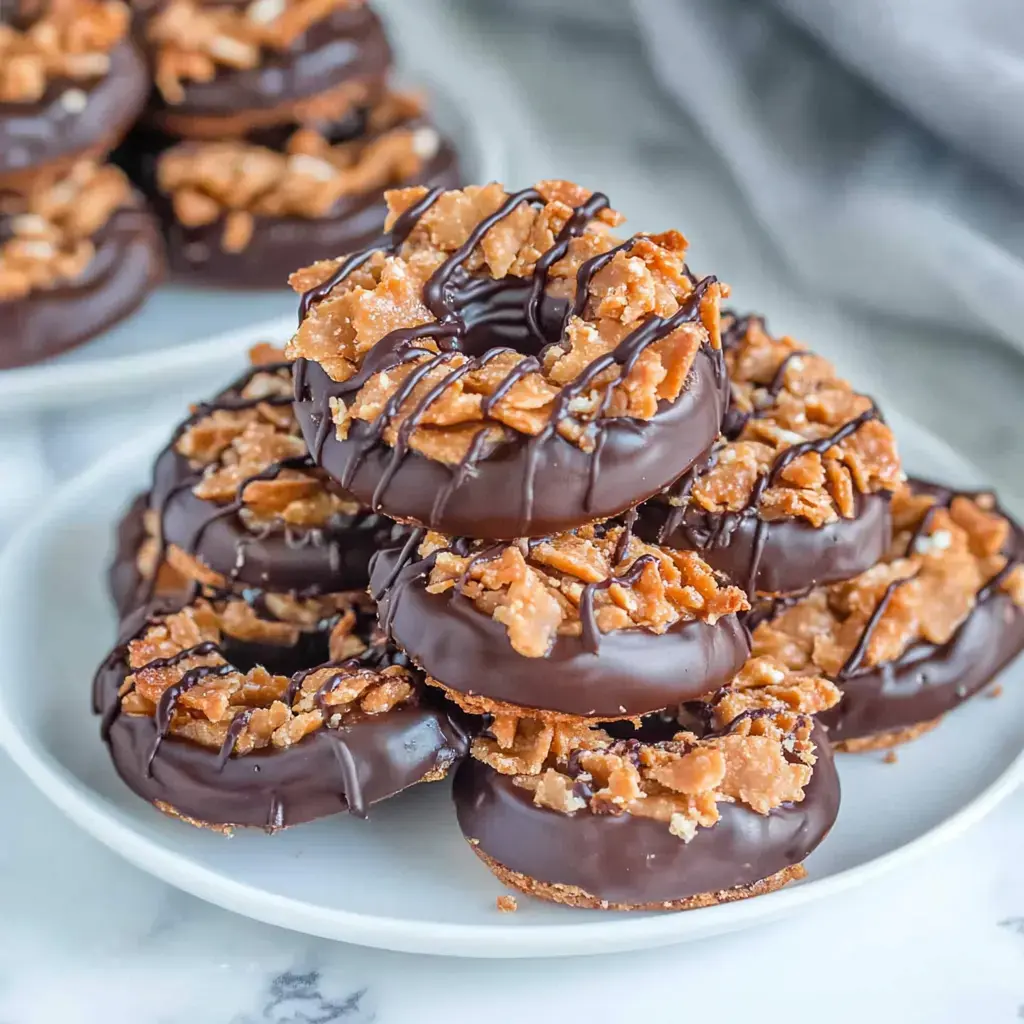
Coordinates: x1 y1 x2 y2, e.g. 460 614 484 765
508 0 1024 353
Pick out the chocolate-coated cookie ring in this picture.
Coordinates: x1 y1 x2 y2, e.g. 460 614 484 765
812 480 1023 746
0 204 164 369
370 546 750 721
159 140 460 289
821 583 1024 747
148 360 398 595
94 614 469 830
454 723 839 909
0 40 148 186
142 4 391 132
300 342 726 540
639 488 893 596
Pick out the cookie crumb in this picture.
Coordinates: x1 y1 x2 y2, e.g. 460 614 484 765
496 894 518 913
883 750 898 764
987 684 1003 699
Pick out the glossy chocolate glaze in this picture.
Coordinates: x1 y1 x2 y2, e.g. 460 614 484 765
94 622 469 828
819 478 1024 743
0 40 148 181
142 4 391 125
454 722 839 906
370 545 750 719
294 187 729 539
0 203 164 369
638 489 893 595
159 139 460 288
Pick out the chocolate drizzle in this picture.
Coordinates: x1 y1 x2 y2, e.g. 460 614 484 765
95 598 469 828
294 186 728 537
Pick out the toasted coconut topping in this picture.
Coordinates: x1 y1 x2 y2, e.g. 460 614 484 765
0 0 128 103
676 314 901 527
753 484 1024 675
173 349 363 530
421 523 748 658
156 91 439 252
146 0 363 104
471 656 838 840
117 593 417 757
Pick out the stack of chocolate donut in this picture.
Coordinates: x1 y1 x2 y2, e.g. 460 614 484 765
0 0 461 367
0 0 163 367
96 179 1024 914
120 0 461 287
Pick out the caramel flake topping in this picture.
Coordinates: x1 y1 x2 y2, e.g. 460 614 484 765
471 657 837 840
0 162 131 301
423 524 748 658
753 484 1024 674
684 314 902 526
120 594 415 756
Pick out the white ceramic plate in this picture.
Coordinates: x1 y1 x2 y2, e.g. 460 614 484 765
0 75 504 416
0 410 1021 958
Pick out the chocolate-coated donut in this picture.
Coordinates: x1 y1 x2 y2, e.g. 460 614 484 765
0 172 164 369
636 313 901 595
370 524 751 721
156 134 460 289
0 39 148 187
455 700 838 910
754 478 1024 748
94 592 469 829
140 1 392 136
290 181 730 539
148 356 397 595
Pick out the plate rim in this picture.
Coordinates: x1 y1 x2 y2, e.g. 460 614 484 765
0 70 506 416
0 420 1021 958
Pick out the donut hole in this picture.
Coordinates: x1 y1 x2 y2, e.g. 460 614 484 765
456 278 570 361
216 627 331 679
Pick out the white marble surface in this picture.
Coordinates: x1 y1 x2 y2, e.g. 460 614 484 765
1 1 1023 1020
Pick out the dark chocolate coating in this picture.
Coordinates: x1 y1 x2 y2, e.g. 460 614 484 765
158 139 460 289
454 723 839 906
0 203 164 369
142 4 391 125
638 490 893 595
370 546 750 719
94 640 469 829
0 40 148 180
822 586 1024 743
151 445 398 594
301 344 728 540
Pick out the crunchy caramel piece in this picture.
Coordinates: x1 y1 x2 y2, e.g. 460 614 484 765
119 596 417 756
147 0 362 104
492 655 835 841
286 181 724 465
424 525 748 658
684 314 902 526
155 90 434 252
753 484 1023 673
496 894 518 913
0 162 131 300
0 0 128 103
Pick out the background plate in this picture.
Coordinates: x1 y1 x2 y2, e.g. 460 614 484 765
0 74 504 416
0 409 1020 957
